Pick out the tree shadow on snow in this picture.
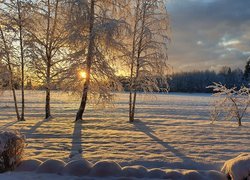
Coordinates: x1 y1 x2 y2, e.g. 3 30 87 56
0 120 19 130
133 119 217 170
24 118 51 138
69 121 83 159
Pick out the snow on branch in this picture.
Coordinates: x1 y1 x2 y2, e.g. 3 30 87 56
208 82 250 126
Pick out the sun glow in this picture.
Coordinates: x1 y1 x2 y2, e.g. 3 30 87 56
79 70 87 79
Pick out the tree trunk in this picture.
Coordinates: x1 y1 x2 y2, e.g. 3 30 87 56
75 80 90 121
45 61 51 119
11 88 20 121
75 0 95 121
129 91 133 122
130 91 137 122
238 118 242 126
128 54 135 122
45 87 51 119
17 0 25 121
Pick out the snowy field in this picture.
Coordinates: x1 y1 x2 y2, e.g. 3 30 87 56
0 90 249 172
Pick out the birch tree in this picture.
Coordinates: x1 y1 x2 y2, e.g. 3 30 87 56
74 0 129 121
0 0 30 121
0 25 20 120
17 0 26 121
26 0 71 119
126 0 170 122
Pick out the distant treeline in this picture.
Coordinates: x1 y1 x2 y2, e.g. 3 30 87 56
120 66 249 93
168 68 244 93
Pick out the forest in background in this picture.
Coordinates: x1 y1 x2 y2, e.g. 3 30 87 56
120 64 250 93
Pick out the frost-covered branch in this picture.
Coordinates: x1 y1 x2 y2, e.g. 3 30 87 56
208 83 250 126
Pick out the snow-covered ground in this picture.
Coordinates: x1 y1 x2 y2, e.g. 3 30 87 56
0 90 249 172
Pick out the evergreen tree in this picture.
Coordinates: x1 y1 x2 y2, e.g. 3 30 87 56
243 59 250 83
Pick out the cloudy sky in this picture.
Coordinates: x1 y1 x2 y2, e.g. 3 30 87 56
166 0 250 72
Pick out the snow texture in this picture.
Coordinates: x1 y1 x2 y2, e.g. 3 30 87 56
182 170 205 180
122 165 148 178
0 91 250 179
90 160 122 177
0 155 249 179
221 153 250 180
61 159 93 176
205 170 227 180
0 91 249 170
15 159 42 172
147 168 166 178
36 159 65 174
164 170 183 179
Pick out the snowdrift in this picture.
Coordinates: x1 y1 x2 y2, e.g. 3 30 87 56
0 153 249 179
12 159 223 179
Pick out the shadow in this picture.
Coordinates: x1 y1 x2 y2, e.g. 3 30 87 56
0 121 19 130
69 121 83 159
25 119 48 138
133 120 216 170
120 160 221 171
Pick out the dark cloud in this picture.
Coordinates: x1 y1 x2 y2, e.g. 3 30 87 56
166 0 250 72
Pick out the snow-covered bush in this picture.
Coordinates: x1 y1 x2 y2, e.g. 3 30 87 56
0 130 25 173
222 154 250 180
208 83 250 126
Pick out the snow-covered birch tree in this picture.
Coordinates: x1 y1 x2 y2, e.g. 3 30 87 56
26 0 71 119
0 0 30 121
16 0 26 121
0 24 20 120
125 0 170 122
74 0 129 121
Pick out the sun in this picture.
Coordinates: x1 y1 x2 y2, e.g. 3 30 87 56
79 70 87 79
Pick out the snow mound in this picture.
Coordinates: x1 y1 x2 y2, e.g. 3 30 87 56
36 159 66 174
90 160 122 177
221 153 250 180
61 159 93 176
15 159 42 172
122 165 148 178
164 170 183 179
182 170 205 180
3 155 250 179
205 170 227 180
147 168 166 178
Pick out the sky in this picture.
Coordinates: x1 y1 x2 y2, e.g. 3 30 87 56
166 0 250 72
